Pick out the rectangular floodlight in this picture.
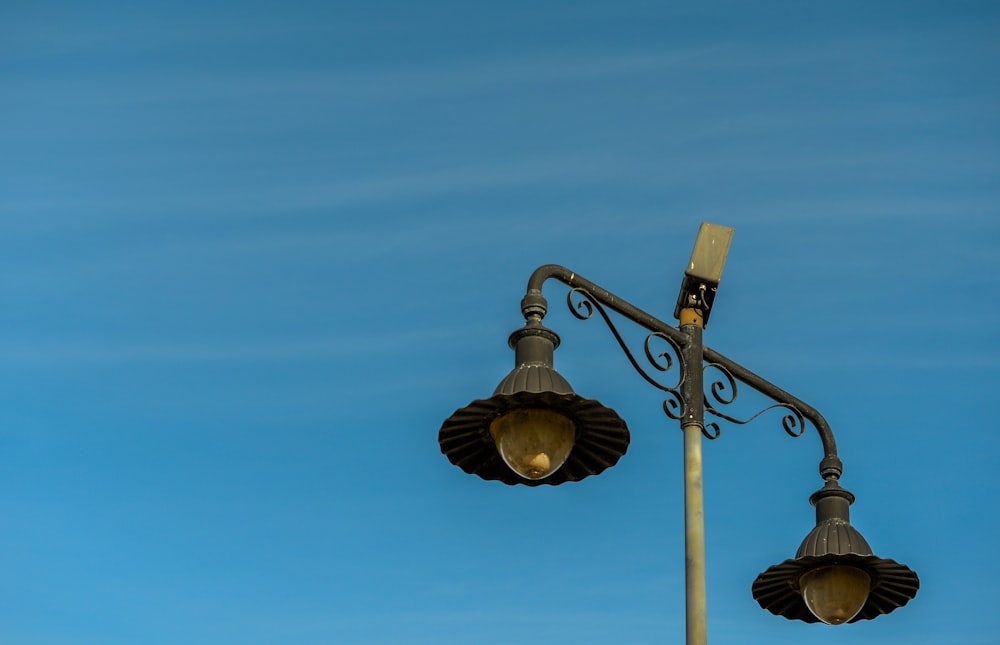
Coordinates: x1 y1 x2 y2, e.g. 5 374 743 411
686 222 735 286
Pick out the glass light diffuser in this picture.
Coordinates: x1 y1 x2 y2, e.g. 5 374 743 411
799 565 871 625
489 408 575 480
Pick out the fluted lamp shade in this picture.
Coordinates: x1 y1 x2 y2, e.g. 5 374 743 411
439 324 630 486
752 483 919 624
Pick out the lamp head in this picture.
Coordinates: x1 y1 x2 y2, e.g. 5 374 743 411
673 222 734 327
752 482 919 624
438 324 630 486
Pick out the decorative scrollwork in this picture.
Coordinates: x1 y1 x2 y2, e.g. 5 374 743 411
707 361 737 406
644 333 675 372
563 287 811 442
662 391 685 421
567 288 684 420
703 362 807 438
568 290 595 320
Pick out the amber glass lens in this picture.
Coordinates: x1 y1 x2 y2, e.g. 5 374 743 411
800 565 871 625
489 409 575 480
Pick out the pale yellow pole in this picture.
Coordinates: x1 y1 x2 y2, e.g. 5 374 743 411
679 307 708 645
683 420 708 645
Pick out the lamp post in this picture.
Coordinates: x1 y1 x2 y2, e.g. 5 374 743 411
438 223 918 644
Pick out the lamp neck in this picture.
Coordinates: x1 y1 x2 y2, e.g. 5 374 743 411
508 324 560 368
810 481 856 523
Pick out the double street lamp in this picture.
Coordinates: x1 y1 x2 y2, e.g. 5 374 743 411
438 224 918 643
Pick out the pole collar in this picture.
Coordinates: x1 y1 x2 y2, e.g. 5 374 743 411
678 307 705 328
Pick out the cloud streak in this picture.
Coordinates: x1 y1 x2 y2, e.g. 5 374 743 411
0 325 486 365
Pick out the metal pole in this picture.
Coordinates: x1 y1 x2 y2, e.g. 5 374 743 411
683 421 707 644
679 312 707 645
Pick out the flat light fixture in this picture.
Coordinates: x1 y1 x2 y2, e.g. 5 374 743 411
673 222 734 327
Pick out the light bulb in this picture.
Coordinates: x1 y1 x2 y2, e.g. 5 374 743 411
489 408 575 480
800 565 871 625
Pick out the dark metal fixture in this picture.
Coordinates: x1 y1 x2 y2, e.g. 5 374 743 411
439 321 629 486
438 224 918 643
752 481 920 624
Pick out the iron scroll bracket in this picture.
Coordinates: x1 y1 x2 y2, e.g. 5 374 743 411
520 264 844 483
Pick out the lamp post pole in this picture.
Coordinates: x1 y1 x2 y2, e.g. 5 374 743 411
679 315 708 645
438 224 919 640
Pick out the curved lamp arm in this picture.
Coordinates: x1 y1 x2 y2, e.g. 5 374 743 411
521 263 843 483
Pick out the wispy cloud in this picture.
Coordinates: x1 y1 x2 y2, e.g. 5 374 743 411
4 146 996 235
3 45 727 107
0 326 483 365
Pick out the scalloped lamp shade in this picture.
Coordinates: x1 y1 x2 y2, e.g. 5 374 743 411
438 325 630 486
752 484 919 623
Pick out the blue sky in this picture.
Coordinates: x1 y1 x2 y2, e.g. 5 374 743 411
2 1 998 643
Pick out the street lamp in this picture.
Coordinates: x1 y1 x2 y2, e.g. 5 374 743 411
438 223 919 643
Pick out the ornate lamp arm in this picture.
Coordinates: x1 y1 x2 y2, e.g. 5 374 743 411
439 254 919 634
701 346 842 481
521 264 843 484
